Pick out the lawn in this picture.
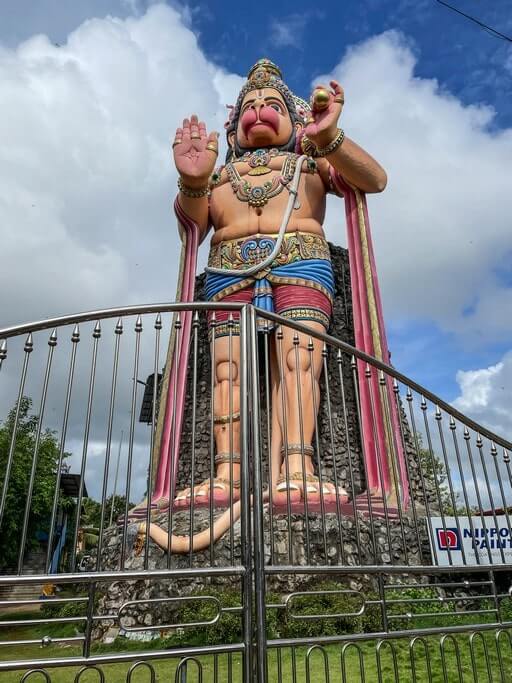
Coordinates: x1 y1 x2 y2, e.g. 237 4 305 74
1 619 511 682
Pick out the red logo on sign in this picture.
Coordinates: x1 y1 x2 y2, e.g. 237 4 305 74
437 528 460 550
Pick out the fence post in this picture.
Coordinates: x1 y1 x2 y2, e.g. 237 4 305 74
248 305 268 683
240 305 253 682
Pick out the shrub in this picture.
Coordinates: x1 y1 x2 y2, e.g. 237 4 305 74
278 582 381 639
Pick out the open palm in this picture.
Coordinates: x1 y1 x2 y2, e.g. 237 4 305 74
173 114 218 185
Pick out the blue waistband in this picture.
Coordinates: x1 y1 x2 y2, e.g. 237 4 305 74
205 258 335 301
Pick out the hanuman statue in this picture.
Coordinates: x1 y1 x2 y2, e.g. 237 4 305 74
129 59 408 553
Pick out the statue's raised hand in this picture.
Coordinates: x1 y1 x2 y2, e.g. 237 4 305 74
304 80 344 149
173 115 219 187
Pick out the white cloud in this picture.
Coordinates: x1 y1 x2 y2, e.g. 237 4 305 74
0 3 241 327
269 12 324 49
2 19 510 347
270 17 305 49
320 31 512 345
453 352 512 439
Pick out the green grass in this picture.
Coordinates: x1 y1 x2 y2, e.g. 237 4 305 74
1 621 511 682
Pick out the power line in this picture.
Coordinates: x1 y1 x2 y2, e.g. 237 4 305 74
435 0 512 43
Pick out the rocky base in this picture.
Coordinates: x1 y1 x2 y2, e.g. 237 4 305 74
92 508 430 642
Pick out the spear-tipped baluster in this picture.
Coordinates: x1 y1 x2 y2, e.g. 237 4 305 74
115 318 123 335
24 333 34 353
18 328 57 573
0 332 34 525
0 339 6 372
46 323 81 571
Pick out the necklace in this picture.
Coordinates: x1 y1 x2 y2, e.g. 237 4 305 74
234 148 281 176
226 154 300 208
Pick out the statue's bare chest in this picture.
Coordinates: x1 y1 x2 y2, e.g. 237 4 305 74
209 152 326 224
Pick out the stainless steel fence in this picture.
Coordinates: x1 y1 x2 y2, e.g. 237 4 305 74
0 302 511 681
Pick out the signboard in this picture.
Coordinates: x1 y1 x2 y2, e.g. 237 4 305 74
428 515 512 566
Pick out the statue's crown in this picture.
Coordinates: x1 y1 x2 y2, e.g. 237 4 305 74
246 58 283 88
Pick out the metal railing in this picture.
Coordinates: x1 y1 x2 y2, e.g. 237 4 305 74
0 302 511 681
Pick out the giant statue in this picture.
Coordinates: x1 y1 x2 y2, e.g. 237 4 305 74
127 59 409 553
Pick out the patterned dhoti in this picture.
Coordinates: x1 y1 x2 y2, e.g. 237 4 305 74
205 231 334 336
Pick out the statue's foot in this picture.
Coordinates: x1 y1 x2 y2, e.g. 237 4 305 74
174 477 240 509
117 497 170 525
273 472 348 509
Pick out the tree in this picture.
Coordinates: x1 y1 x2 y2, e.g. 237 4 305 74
105 494 133 526
414 434 462 514
0 397 70 571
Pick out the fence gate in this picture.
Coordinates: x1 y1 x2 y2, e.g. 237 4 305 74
1 303 512 681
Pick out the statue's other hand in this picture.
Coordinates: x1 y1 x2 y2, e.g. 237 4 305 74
305 80 344 149
173 114 219 188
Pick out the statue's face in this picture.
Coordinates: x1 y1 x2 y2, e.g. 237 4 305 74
234 87 295 149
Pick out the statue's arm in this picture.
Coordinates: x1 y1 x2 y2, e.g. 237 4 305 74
172 114 219 242
176 192 211 244
321 137 387 194
306 80 387 194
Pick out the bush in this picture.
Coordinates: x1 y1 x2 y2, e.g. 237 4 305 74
385 585 496 631
41 595 88 621
162 587 269 646
157 582 377 646
277 582 381 639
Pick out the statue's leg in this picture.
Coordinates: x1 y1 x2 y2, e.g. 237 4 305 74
174 332 241 506
269 338 284 494
272 319 348 507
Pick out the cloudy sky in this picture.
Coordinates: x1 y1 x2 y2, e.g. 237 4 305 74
0 0 511 499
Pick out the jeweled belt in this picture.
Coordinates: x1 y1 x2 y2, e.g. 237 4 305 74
207 232 331 272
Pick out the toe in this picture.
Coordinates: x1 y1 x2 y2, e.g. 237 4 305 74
273 481 301 507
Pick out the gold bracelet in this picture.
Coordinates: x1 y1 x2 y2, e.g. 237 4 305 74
177 177 210 198
300 134 318 158
315 128 345 157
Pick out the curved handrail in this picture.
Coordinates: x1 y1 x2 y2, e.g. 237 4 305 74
257 308 512 451
1 302 510 451
0 301 245 339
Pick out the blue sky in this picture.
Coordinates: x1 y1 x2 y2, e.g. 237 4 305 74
192 0 512 128
0 0 511 438
3 0 510 127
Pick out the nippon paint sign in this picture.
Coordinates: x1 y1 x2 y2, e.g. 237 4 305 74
428 515 512 566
